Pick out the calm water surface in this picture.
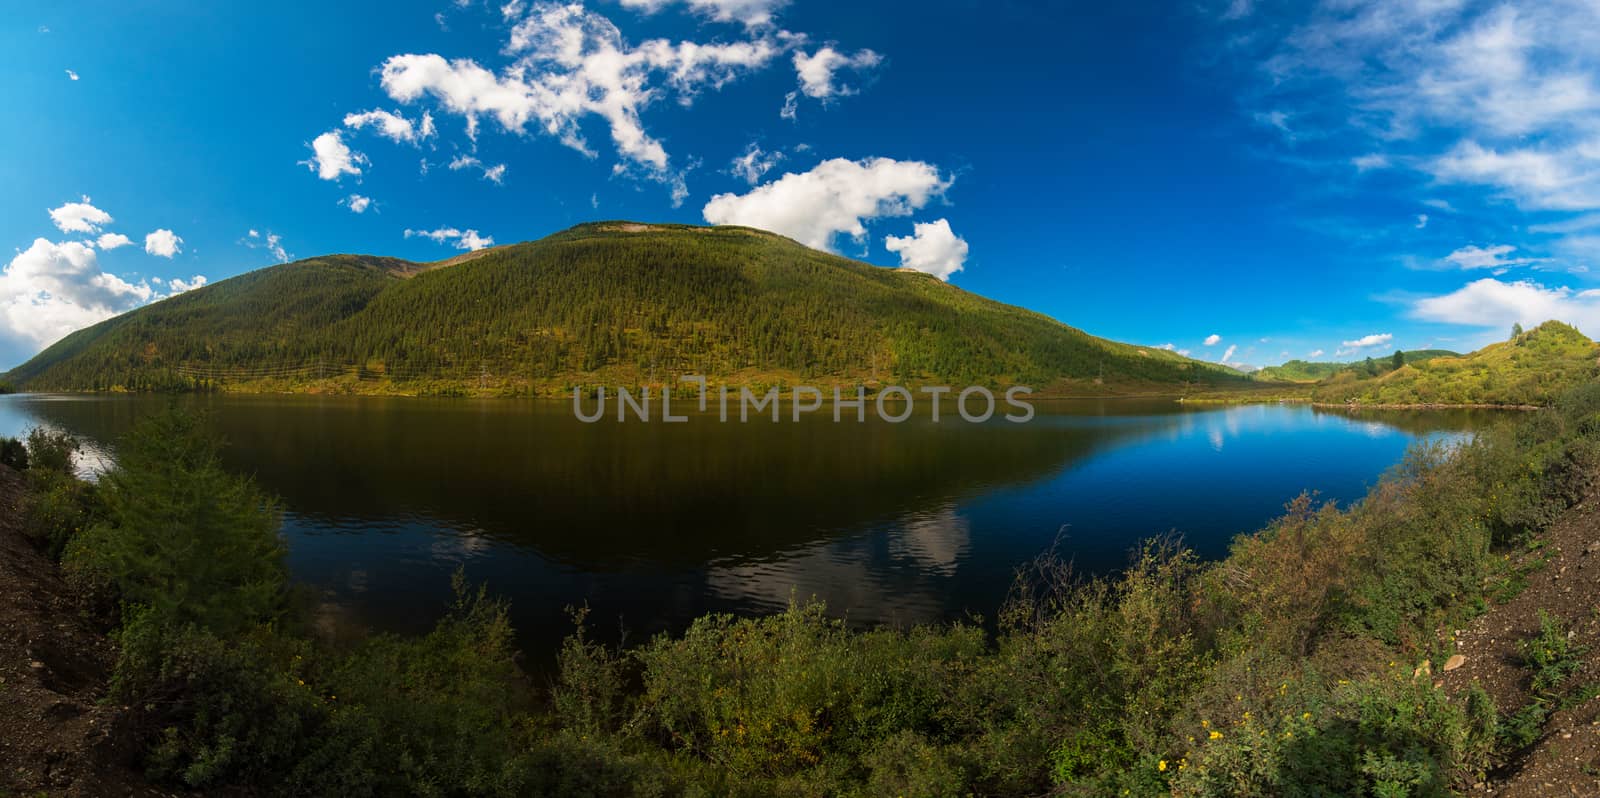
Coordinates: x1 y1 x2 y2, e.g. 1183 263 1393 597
0 393 1491 657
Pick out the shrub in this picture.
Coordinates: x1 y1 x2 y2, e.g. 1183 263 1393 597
62 408 286 634
25 427 78 473
22 470 99 560
0 436 26 470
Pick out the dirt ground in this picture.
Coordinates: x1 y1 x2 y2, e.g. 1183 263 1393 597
0 465 177 797
1442 493 1600 795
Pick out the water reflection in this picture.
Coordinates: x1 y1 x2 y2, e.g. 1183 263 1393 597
0 393 1494 659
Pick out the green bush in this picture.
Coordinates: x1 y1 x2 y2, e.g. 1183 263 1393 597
0 436 26 470
62 408 285 634
24 427 78 473
22 469 99 560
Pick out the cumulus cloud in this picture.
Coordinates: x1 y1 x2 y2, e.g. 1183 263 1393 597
1309 349 1325 358
1220 344 1239 364
618 0 789 28
1416 214 1429 229
1203 334 1222 346
344 194 372 213
49 197 113 234
405 227 494 251
701 157 950 250
376 2 795 199
64 69 78 81
144 229 182 258
0 239 160 352
95 233 133 250
884 219 968 281
168 275 208 293
343 108 435 144
301 131 365 181
1337 333 1394 356
793 46 881 100
730 143 784 185
1413 278 1600 333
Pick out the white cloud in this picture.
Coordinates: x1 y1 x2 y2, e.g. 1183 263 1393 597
168 275 208 293
1203 334 1222 346
301 131 366 181
883 219 968 281
344 194 372 213
1442 243 1543 270
447 153 506 183
239 230 290 263
780 90 798 120
1220 344 1239 364
343 108 435 145
404 227 495 251
144 229 182 258
1157 342 1177 351
701 157 950 250
1337 333 1394 356
1413 277 1600 333
48 197 112 234
1352 153 1389 171
730 143 784 185
1231 1 1600 261
618 0 789 28
0 239 158 350
1416 214 1429 229
1309 349 1325 358
793 46 881 100
376 2 795 199
64 69 78 81
96 233 133 250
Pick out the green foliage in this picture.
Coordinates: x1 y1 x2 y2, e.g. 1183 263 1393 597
24 427 78 473
8 223 1249 395
0 437 26 470
62 408 285 634
1312 321 1600 407
27 386 1600 795
1255 351 1458 384
22 468 98 560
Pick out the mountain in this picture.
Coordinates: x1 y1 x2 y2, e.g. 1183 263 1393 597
3 222 1248 397
1254 350 1461 383
1308 322 1599 407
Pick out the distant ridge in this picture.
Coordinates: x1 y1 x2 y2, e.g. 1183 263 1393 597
1308 322 1599 407
4 222 1250 397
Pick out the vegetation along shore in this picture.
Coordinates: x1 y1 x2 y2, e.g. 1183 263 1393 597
5 380 1600 796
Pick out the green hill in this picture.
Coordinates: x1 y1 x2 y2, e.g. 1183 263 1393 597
3 222 1247 397
1309 322 1599 407
1254 350 1459 383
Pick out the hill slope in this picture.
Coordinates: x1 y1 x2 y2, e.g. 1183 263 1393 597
1309 322 1600 407
4 223 1247 397
1254 350 1460 383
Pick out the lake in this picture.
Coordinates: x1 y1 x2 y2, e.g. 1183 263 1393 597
0 393 1491 659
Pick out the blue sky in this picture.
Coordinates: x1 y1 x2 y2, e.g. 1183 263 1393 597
6 0 1600 372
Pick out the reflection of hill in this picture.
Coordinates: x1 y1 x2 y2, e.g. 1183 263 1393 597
1310 405 1503 437
11 395 1206 571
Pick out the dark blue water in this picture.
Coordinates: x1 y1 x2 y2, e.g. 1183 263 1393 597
0 394 1488 655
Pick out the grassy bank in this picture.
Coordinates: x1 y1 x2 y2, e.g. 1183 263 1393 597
7 386 1600 796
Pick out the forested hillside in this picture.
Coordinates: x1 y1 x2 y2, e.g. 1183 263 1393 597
1255 350 1459 383
1310 322 1600 407
4 223 1246 396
